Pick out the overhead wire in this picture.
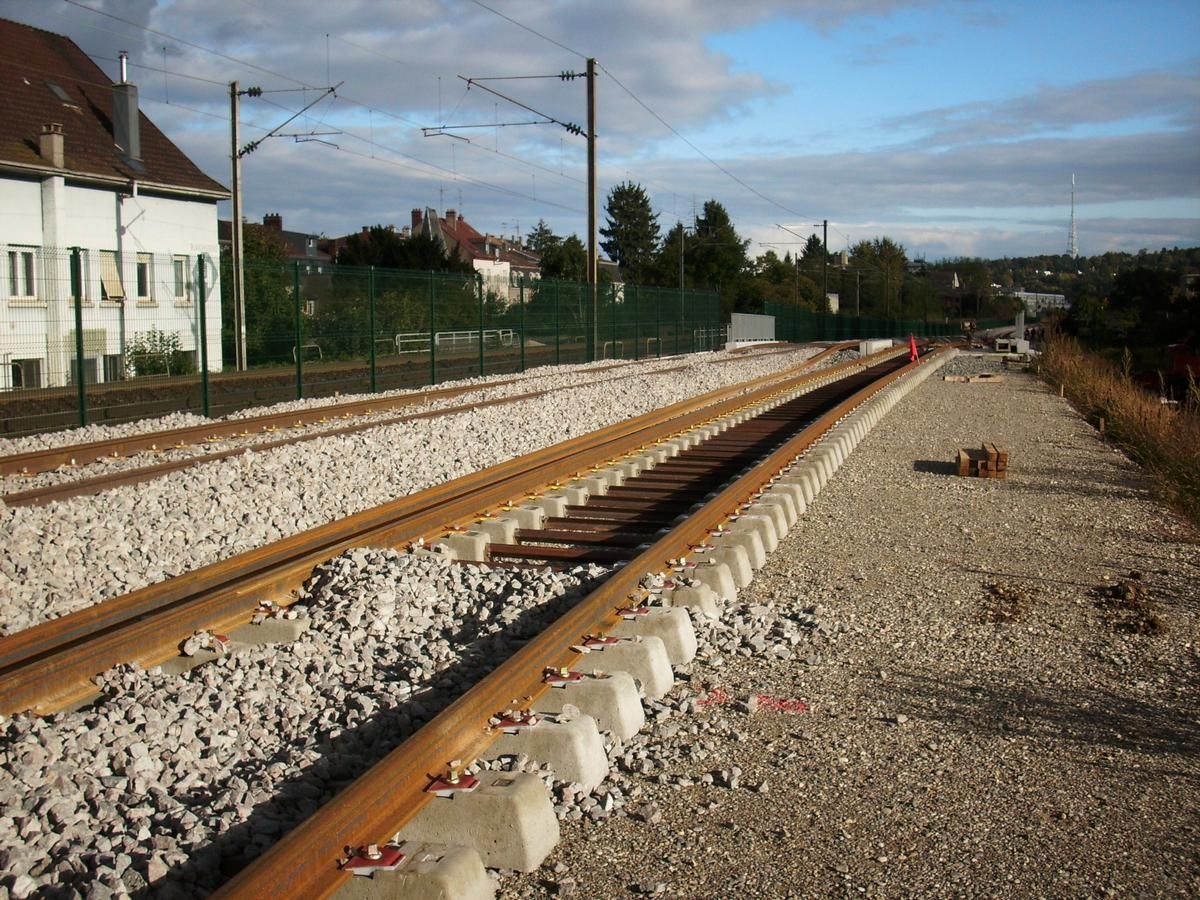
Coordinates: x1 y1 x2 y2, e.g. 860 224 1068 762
463 0 821 233
59 0 588 219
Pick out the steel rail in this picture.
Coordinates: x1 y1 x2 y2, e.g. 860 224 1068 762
0 345 831 485
0 353 710 478
216 346 948 899
1 362 707 508
0 346 863 714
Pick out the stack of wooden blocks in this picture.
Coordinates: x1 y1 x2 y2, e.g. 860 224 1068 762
956 442 1009 479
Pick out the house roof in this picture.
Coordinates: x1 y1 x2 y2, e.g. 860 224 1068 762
0 17 227 198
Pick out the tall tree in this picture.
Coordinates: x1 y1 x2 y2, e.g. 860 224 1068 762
540 234 587 282
689 200 750 295
526 219 560 256
337 225 470 273
600 182 659 284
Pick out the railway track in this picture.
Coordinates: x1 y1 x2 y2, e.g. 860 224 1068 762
210 346 949 898
0 344 868 716
1 346 841 509
0 345 805 479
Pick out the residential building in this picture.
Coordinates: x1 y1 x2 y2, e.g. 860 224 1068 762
411 208 541 301
0 18 227 390
1007 290 1070 316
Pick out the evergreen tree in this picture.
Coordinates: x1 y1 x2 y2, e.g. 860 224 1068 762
540 234 587 282
600 182 659 284
526 219 560 256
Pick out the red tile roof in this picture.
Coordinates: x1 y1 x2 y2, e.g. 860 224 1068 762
0 17 227 197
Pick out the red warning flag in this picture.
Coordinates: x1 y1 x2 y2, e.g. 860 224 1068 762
908 334 919 362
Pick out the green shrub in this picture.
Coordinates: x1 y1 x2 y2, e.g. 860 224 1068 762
125 328 195 377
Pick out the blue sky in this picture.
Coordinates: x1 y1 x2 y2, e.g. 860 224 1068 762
7 0 1199 260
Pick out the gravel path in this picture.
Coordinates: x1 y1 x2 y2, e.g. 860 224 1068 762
504 361 1200 898
0 347 824 635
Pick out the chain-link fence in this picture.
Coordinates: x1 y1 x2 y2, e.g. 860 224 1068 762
1 248 721 437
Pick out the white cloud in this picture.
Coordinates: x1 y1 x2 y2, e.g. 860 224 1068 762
6 1 1195 257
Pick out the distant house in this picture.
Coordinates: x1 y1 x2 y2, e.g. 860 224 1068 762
412 208 541 301
0 17 227 389
219 213 332 315
1008 290 1070 316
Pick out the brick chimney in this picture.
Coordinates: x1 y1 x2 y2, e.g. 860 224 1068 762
39 123 64 168
112 51 140 160
262 213 283 230
445 209 458 231
411 208 423 230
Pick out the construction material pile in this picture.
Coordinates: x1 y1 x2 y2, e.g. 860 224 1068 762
956 442 1009 479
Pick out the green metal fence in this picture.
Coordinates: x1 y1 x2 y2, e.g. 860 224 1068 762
0 249 721 437
764 302 1005 342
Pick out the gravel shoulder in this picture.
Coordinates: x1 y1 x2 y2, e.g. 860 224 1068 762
506 364 1200 898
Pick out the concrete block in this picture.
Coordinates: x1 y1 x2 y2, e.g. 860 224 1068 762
711 526 765 569
610 606 697 666
766 483 807 518
583 635 673 700
158 649 221 676
500 505 544 530
596 467 626 488
439 531 489 562
572 475 609 497
397 771 558 873
759 488 799 526
226 616 311 645
630 452 658 471
475 518 517 544
613 460 642 480
487 714 608 791
660 582 720 619
744 501 789 540
693 542 753 587
651 442 679 460
333 841 493 900
779 469 819 504
536 670 644 740
685 558 738 602
556 485 589 506
732 513 778 553
529 494 567 518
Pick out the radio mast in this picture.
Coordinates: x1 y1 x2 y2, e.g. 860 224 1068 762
1069 173 1078 259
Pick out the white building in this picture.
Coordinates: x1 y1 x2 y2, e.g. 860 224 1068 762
0 18 227 390
1008 290 1070 317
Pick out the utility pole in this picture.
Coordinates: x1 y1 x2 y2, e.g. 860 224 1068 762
586 58 598 361
228 80 337 371
820 219 828 310
229 81 247 371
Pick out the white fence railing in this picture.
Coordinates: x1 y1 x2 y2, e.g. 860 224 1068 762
394 329 517 354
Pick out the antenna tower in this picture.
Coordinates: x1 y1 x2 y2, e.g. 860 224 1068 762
1069 173 1078 259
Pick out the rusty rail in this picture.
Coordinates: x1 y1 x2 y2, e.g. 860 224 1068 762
1 346 841 504
0 345 863 714
215 347 945 899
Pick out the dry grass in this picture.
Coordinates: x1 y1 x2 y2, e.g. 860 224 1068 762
1039 333 1200 524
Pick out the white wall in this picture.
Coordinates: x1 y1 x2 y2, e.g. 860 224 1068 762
0 174 224 389
0 178 43 245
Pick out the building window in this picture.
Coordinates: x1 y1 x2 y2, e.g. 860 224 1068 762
12 358 42 389
136 253 153 302
173 256 190 303
100 250 125 301
103 354 124 382
8 248 35 298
